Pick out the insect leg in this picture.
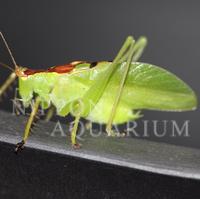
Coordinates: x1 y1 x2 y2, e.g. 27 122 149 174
106 37 147 136
0 72 16 99
15 96 41 153
44 105 55 122
70 102 82 149
80 36 135 117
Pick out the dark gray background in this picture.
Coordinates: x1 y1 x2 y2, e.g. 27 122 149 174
0 0 199 148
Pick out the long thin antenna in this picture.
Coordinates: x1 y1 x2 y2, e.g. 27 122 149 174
0 62 14 72
0 32 18 69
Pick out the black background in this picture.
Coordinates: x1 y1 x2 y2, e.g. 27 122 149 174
0 0 199 148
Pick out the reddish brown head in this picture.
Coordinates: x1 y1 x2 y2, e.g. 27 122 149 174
15 67 27 77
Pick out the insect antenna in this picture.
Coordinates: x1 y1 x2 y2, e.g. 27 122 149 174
0 62 14 72
0 32 18 70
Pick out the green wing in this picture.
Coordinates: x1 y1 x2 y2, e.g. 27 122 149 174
87 62 197 124
121 62 197 111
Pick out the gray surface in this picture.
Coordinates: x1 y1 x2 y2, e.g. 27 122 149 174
0 110 200 180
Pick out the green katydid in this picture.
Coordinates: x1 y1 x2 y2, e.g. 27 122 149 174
0 32 197 153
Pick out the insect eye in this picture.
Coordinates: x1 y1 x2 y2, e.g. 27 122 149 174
90 62 98 68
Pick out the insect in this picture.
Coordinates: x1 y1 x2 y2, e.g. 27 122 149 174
0 32 197 153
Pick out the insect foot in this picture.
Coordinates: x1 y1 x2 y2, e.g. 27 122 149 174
106 129 126 137
85 122 92 130
14 140 25 154
116 132 126 137
72 143 82 150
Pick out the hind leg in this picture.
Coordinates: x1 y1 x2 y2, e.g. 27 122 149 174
106 37 147 136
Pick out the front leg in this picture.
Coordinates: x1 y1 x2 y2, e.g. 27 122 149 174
0 71 16 98
15 96 41 153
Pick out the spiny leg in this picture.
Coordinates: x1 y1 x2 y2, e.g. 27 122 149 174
15 96 41 153
77 36 136 135
65 37 145 139
80 36 134 117
106 37 147 136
